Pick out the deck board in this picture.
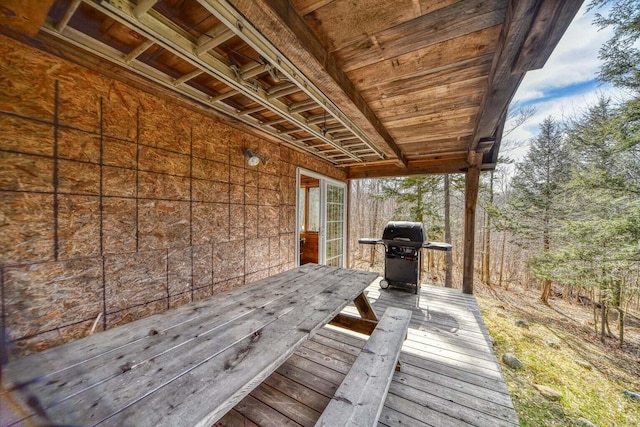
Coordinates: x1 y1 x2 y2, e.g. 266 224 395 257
216 280 519 427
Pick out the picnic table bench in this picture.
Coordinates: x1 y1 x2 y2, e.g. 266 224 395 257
1 264 410 427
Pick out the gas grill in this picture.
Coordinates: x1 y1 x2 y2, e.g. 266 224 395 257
358 221 452 294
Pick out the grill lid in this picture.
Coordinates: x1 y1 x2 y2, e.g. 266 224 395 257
382 221 426 247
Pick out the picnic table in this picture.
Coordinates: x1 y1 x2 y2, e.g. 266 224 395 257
1 264 389 426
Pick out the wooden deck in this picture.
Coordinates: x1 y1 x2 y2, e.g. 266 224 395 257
216 279 519 427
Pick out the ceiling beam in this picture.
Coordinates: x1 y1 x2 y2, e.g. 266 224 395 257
472 0 583 154
512 1 585 73
347 158 470 179
228 0 407 167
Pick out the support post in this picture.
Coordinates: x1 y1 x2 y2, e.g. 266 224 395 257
463 151 482 294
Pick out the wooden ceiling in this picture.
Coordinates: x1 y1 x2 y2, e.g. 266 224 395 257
1 0 583 178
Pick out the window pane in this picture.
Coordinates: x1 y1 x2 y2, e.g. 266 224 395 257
298 188 305 232
308 187 320 232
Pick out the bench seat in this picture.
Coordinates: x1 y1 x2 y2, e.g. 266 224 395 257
315 306 411 427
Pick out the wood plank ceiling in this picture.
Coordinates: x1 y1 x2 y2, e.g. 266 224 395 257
3 0 583 178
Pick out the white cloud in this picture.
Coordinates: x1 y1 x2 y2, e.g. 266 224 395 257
505 88 621 151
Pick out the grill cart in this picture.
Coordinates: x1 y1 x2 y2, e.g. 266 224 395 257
358 221 452 294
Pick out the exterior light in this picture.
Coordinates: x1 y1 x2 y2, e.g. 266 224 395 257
244 148 269 166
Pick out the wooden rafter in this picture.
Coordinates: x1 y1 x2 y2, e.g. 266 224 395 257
228 0 407 167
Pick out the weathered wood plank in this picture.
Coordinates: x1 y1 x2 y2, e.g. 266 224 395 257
251 383 320 427
310 330 513 409
383 392 470 427
318 328 510 394
367 77 487 115
296 342 354 376
356 299 491 338
334 0 505 72
374 93 484 124
353 292 378 321
263 371 330 413
299 0 421 52
316 307 411 427
378 405 435 427
347 159 471 179
329 313 378 335
359 56 492 103
281 353 344 392
346 27 499 88
383 106 479 130
388 380 518 426
512 1 585 73
214 409 259 427
4 264 328 387
233 395 300 426
392 371 519 424
292 0 334 16
388 121 475 139
339 302 488 339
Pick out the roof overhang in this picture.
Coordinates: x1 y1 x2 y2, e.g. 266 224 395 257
0 0 584 178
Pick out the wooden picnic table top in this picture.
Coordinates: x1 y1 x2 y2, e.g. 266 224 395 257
1 264 379 427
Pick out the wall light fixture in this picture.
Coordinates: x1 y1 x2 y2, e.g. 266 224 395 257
244 148 269 166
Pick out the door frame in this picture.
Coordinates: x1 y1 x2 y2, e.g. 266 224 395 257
295 168 347 267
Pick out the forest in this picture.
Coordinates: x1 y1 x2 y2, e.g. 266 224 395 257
350 96 640 345
348 1 639 424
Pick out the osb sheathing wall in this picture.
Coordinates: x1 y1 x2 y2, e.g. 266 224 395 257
0 35 346 354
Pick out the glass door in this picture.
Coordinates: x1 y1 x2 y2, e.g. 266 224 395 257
324 182 346 267
296 169 347 267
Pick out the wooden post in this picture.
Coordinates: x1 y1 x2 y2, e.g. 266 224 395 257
463 151 482 294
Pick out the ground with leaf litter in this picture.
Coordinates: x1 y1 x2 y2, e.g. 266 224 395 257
476 282 640 426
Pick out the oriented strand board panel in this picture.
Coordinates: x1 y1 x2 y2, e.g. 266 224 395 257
0 0 55 36
0 35 345 354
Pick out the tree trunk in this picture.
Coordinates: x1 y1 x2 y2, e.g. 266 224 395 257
540 219 552 304
444 175 453 288
600 289 606 343
444 174 452 288
479 210 485 280
484 171 494 285
499 231 506 288
614 279 624 347
370 185 380 267
618 308 625 348
592 287 598 334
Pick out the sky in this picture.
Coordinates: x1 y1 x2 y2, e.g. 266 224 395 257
502 2 630 160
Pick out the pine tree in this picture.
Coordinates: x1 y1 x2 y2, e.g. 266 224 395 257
382 176 444 237
506 117 572 303
557 97 640 344
590 0 640 91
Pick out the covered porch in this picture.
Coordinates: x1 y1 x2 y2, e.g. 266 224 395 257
0 0 581 425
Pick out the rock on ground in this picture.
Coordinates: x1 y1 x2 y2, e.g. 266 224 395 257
533 384 562 401
577 417 598 427
502 353 524 369
575 359 593 369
